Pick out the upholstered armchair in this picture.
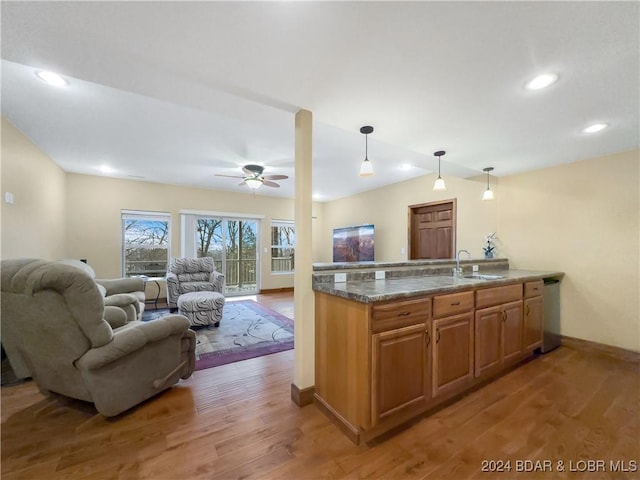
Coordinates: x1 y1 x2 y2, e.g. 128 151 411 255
166 257 225 311
57 259 146 321
0 258 195 417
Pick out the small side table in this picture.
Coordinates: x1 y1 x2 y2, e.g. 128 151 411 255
141 277 163 310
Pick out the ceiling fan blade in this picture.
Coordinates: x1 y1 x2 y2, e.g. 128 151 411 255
242 166 254 176
215 174 244 179
262 180 280 188
238 180 247 186
262 174 288 180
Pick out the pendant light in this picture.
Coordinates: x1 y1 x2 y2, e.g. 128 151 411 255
433 150 446 191
359 126 374 177
482 167 495 200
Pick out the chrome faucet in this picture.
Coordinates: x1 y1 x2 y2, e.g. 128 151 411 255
455 249 471 277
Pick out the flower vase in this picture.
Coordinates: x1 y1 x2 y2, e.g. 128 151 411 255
484 251 494 259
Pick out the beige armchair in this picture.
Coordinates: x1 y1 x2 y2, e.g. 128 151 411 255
57 259 146 321
1 258 195 417
166 257 225 311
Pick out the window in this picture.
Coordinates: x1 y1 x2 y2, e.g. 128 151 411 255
122 211 170 277
271 220 295 273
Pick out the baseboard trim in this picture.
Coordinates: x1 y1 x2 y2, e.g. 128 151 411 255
260 287 294 294
290 383 315 407
561 335 640 363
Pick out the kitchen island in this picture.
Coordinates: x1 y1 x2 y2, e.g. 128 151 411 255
312 260 563 444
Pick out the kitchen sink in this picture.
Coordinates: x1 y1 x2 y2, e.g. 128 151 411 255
462 274 505 280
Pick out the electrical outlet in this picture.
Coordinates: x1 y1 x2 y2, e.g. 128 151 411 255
334 273 347 283
472 264 479 272
4 192 14 205
375 270 386 280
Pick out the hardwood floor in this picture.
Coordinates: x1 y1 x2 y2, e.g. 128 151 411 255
2 292 639 479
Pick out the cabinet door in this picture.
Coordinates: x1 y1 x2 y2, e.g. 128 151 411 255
523 296 543 352
432 312 473 398
372 323 430 426
502 300 523 363
475 305 502 377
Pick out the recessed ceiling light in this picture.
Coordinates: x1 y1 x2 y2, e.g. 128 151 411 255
582 123 609 134
98 165 114 174
401 163 412 170
525 73 558 90
312 193 322 200
35 70 68 87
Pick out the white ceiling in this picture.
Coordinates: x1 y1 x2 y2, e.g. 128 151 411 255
1 2 638 201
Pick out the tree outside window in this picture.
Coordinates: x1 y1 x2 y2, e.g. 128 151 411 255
271 221 294 273
122 212 170 277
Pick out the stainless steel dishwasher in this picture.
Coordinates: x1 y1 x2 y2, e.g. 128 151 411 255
541 278 561 353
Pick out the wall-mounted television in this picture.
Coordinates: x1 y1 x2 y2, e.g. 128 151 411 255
332 224 375 262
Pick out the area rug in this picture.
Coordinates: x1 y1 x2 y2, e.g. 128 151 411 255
142 300 294 371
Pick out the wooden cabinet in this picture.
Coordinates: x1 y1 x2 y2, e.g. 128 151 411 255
315 277 549 444
523 281 544 352
371 323 430 426
474 284 524 378
432 313 474 398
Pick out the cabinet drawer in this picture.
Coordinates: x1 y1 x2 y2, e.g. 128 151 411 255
432 291 474 318
372 297 431 332
524 280 543 298
476 283 523 309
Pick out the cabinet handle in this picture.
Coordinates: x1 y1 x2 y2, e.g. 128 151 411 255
436 329 441 344
398 311 411 317
526 305 530 316
426 330 431 346
451 301 460 306
502 311 506 322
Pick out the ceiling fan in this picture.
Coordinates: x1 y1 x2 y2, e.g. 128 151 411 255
215 164 289 190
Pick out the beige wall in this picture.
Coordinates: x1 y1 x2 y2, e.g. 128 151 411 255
499 149 639 352
1 118 66 260
65 173 323 291
321 149 639 351
320 173 500 262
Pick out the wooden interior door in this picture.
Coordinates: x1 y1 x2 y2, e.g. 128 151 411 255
409 200 456 259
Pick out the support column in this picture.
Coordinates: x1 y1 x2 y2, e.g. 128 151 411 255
291 109 315 406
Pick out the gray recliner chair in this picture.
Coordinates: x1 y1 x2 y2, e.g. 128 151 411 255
57 259 146 321
0 258 195 417
166 257 225 311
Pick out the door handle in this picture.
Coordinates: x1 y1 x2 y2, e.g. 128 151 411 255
436 329 441 344
426 330 431 346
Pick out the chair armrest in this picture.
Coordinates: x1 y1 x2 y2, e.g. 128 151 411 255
166 272 179 304
104 306 127 329
96 277 144 296
209 271 225 293
76 315 190 370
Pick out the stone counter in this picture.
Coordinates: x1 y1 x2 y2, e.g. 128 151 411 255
312 269 564 303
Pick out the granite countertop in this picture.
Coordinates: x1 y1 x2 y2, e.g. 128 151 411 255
312 269 564 303
312 258 506 272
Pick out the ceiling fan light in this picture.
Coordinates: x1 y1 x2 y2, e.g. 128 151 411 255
245 177 262 189
359 158 374 177
433 177 446 191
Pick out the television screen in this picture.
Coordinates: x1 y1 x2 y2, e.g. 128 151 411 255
332 224 375 262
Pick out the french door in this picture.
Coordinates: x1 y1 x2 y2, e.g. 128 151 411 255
195 216 260 296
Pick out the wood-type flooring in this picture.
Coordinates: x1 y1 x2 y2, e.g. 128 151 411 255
1 292 639 479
